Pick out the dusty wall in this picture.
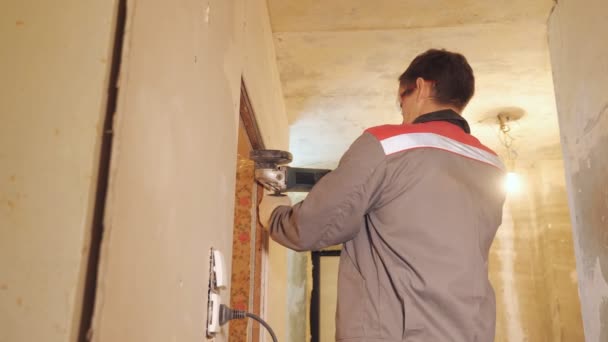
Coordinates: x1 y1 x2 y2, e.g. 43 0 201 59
489 160 583 342
548 0 608 341
532 160 585 341
0 1 118 341
285 251 308 341
90 0 288 341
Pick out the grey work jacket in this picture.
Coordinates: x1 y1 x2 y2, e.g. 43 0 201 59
269 110 506 342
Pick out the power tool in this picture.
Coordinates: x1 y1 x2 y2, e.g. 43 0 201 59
250 150 331 195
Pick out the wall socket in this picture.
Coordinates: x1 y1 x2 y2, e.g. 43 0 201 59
206 292 221 336
206 247 226 339
212 249 226 288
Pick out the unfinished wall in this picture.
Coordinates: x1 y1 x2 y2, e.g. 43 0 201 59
0 1 118 341
532 160 585 341
548 0 608 340
489 161 583 342
90 0 288 341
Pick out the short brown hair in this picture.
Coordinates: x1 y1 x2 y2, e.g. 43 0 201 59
399 49 475 110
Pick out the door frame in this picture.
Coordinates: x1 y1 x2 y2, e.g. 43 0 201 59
229 78 267 342
310 250 342 342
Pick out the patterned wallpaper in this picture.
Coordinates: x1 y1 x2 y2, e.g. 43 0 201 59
229 157 264 341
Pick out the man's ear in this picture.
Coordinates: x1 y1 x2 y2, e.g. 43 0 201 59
416 77 435 99
415 77 426 100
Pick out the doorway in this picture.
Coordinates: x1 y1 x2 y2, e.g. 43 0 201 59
310 250 341 342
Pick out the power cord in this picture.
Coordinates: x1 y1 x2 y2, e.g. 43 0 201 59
219 304 278 342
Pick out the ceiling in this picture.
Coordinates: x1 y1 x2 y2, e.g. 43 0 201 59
267 0 559 168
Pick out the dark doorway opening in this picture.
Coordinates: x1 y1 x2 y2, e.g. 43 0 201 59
310 250 341 342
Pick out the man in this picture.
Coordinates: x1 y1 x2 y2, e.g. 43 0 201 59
259 49 506 341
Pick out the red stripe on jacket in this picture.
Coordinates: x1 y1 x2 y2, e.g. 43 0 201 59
366 121 498 156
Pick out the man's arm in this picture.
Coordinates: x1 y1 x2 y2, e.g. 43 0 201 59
266 132 386 251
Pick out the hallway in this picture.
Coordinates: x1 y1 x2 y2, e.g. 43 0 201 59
1 0 607 341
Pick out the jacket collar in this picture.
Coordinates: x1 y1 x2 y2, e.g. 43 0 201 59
412 109 471 134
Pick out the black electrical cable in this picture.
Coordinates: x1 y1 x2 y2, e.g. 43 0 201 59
219 304 278 342
245 312 278 342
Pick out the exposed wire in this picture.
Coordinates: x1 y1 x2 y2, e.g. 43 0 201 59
497 114 518 163
245 312 278 342
219 304 278 342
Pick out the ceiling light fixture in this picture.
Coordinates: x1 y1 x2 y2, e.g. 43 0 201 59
497 113 522 194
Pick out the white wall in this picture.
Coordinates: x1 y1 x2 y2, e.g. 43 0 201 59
0 1 119 341
548 0 608 340
90 0 288 341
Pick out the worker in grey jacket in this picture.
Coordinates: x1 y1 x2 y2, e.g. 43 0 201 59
259 49 506 342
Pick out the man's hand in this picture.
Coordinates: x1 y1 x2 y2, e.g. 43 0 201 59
258 192 292 228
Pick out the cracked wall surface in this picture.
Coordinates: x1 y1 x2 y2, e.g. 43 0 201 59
549 0 608 340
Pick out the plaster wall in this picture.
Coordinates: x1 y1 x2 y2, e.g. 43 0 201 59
548 0 608 340
90 0 288 341
0 1 118 341
489 161 583 342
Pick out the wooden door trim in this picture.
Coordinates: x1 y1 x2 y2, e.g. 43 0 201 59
229 79 267 342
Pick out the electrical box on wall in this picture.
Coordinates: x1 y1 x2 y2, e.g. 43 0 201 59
207 292 221 335
213 249 226 288
206 247 226 339
204 247 278 341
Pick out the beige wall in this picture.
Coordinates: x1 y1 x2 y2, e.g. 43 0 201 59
0 1 119 342
548 0 608 340
243 0 289 151
90 0 288 341
532 160 585 341
318 256 339 342
489 161 583 342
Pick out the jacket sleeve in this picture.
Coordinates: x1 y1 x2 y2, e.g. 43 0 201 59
268 132 386 251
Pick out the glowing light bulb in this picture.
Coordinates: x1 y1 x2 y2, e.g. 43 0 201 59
504 172 521 194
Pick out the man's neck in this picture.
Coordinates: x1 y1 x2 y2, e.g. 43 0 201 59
405 105 461 124
411 108 471 133
418 104 461 118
